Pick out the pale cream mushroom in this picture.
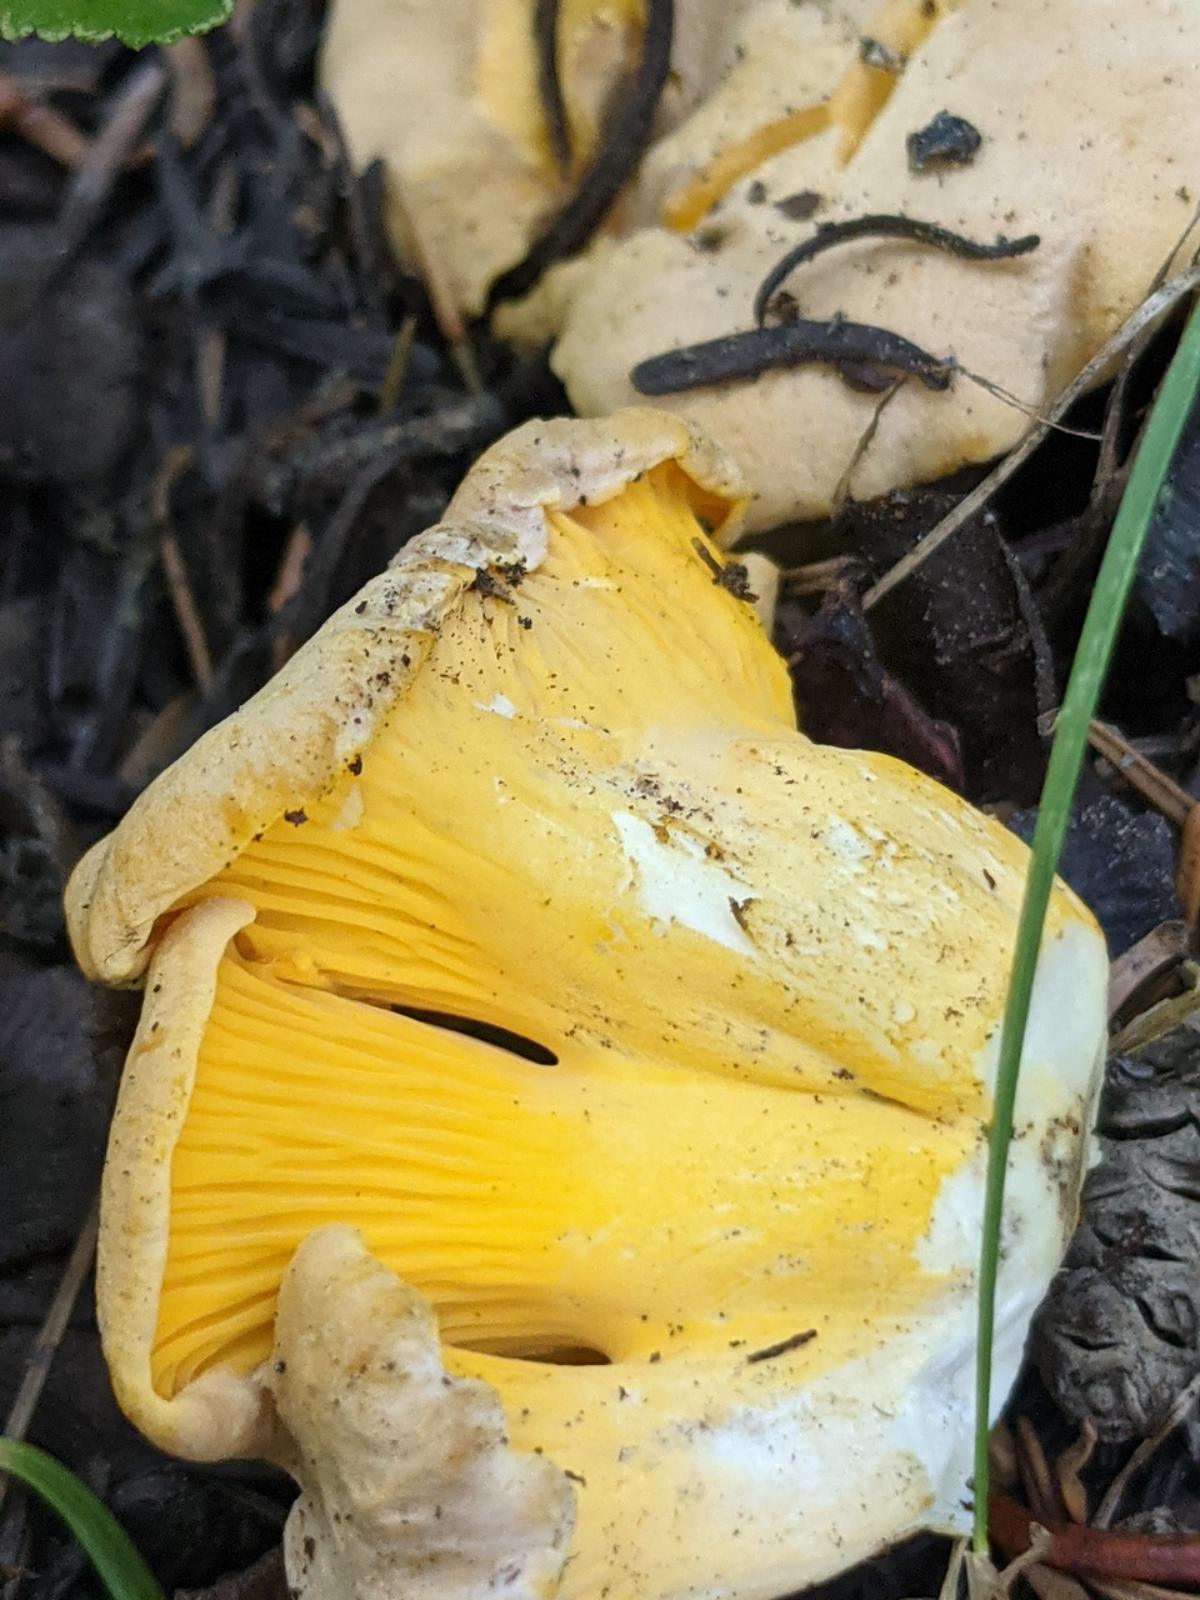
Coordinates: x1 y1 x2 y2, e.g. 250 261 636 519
271 1226 574 1600
319 0 759 317
497 0 1200 530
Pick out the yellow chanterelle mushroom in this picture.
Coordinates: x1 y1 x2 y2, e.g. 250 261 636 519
68 410 1107 1600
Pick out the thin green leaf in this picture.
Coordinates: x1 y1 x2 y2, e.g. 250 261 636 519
0 1438 165 1600
972 291 1200 1553
0 0 230 46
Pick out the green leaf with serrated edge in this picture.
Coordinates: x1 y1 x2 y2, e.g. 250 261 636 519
0 1438 166 1600
0 0 230 46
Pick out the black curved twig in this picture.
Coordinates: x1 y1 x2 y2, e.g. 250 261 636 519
487 0 673 310
534 0 572 173
631 316 953 396
753 214 1041 325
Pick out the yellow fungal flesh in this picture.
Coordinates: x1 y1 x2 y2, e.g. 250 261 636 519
659 0 966 232
74 416 1109 1600
477 0 646 176
661 102 830 232
828 0 964 165
147 462 1054 1408
154 939 973 1394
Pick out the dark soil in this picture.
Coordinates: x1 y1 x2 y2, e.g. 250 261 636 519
3 8 1200 1600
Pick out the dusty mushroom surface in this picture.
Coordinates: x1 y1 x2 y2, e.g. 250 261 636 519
268 1225 575 1600
68 411 1107 1600
519 0 1200 530
318 0 881 320
318 0 744 318
323 0 1200 532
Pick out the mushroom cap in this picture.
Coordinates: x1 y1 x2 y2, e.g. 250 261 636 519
68 410 1108 1600
318 0 754 317
496 0 1200 530
68 408 741 987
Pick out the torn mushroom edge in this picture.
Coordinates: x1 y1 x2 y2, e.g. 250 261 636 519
85 404 746 1463
65 408 747 988
96 893 273 1460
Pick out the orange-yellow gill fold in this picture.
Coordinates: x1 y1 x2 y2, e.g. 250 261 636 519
152 458 1081 1407
661 102 830 232
829 0 961 165
72 415 1108 1600
154 937 973 1394
477 0 646 177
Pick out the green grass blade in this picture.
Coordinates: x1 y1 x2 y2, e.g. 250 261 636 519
972 295 1200 1553
0 1438 165 1600
0 0 231 46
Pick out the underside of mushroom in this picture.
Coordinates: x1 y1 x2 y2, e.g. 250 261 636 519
67 410 1108 1600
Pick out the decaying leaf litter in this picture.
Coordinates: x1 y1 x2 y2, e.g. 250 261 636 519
3 3 1200 1600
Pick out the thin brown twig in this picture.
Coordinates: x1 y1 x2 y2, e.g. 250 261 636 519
378 315 418 414
268 524 313 670
1035 217 1199 618
197 163 239 430
269 525 313 617
1108 921 1191 1023
1083 719 1200 928
955 367 1103 441
1088 719 1194 827
832 376 905 510
271 449 408 664
56 57 168 258
153 447 214 691
1054 1422 1097 1525
991 1491 1200 1585
1094 204 1200 506
164 35 215 148
0 1202 100 1516
990 1420 1020 1489
1176 807 1200 928
1016 1415 1062 1525
863 263 1200 610
781 555 859 595
389 181 483 393
0 72 90 167
160 530 215 691
1094 1368 1200 1529
118 693 194 788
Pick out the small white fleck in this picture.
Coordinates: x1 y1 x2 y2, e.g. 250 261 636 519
823 817 871 864
613 810 754 956
329 784 363 832
476 693 518 718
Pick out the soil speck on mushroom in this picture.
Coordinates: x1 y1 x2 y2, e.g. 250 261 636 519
906 110 983 171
